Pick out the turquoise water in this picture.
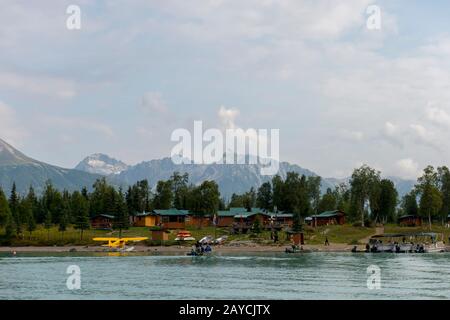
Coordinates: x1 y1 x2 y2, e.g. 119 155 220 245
1 252 450 300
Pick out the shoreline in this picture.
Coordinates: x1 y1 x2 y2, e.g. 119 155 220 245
0 243 356 254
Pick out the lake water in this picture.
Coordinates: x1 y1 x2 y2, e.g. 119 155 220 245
1 252 450 300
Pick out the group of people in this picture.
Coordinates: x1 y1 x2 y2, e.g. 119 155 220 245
189 241 212 256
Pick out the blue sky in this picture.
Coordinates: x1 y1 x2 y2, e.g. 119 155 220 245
1 0 450 179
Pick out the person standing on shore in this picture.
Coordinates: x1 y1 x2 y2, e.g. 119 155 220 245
325 237 330 246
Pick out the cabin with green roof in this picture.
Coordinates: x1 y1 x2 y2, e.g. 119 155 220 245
90 214 115 229
305 210 345 227
152 208 189 229
133 211 157 227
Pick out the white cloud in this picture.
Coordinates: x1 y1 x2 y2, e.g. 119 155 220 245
395 158 420 180
381 121 403 148
218 106 240 130
426 106 450 127
409 124 440 151
0 101 27 146
141 92 169 114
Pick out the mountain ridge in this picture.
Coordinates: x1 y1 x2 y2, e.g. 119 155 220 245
0 138 102 195
0 138 415 198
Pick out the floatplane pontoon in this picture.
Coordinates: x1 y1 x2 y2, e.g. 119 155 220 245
93 237 148 252
366 232 445 253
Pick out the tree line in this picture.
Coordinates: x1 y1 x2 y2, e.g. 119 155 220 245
1 164 450 240
228 164 450 230
0 172 222 240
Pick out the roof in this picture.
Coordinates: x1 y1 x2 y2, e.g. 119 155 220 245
309 210 344 218
398 215 421 219
271 213 294 218
134 211 155 217
218 210 236 217
92 214 115 219
229 207 266 214
153 209 189 216
233 212 271 219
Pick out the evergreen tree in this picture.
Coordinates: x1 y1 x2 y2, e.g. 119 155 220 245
72 191 90 240
113 189 129 238
401 191 419 217
307 176 322 214
154 180 173 209
22 200 36 240
377 179 398 223
44 210 52 241
171 173 189 209
256 182 273 211
437 166 450 224
318 188 337 213
0 188 14 239
59 203 70 240
9 182 21 236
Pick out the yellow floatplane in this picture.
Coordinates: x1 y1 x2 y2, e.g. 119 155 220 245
93 237 148 252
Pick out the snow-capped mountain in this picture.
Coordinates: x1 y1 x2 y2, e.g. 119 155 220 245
75 153 129 176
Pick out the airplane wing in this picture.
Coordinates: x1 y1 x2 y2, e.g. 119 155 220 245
120 237 149 242
93 237 119 241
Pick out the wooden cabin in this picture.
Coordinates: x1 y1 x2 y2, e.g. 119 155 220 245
399 215 422 227
185 214 211 228
305 210 345 227
153 209 188 229
270 213 294 228
90 214 115 229
133 211 157 227
232 210 271 233
216 211 236 227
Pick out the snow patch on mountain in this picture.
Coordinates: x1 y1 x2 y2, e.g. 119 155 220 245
75 153 128 175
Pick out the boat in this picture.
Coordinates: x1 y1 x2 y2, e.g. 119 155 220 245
175 230 196 241
365 233 445 253
214 235 228 245
284 245 315 253
199 235 213 244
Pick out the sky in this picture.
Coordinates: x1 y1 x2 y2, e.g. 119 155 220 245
1 0 450 180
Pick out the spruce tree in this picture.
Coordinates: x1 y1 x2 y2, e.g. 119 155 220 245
113 189 129 238
44 210 52 241
72 191 90 240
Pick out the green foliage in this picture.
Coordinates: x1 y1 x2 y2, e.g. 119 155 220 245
154 180 173 209
126 179 152 215
401 190 419 217
171 172 189 210
376 179 398 223
72 190 90 240
416 166 443 229
349 165 381 226
318 188 337 213
113 188 129 237
188 181 220 217
256 182 273 211
252 217 262 234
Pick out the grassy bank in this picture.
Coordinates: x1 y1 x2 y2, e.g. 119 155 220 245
2 223 449 247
